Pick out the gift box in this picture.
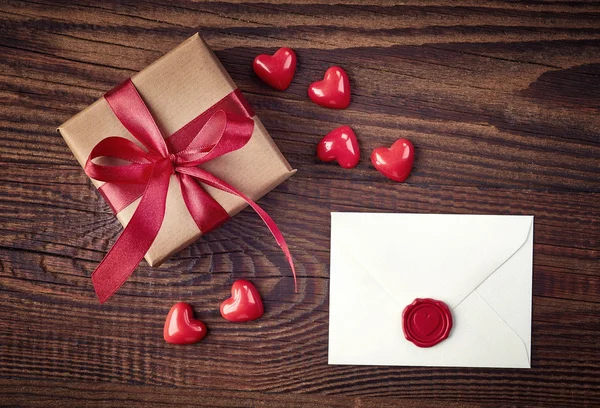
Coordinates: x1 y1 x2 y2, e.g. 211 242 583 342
58 34 296 302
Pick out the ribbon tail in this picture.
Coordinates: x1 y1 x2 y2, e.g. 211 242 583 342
91 160 172 303
177 167 297 292
179 173 231 233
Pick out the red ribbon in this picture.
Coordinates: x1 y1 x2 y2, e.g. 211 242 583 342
85 79 296 303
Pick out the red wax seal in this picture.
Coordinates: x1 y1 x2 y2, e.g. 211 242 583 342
402 298 452 348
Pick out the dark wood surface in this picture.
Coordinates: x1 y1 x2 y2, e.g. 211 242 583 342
1 1 600 407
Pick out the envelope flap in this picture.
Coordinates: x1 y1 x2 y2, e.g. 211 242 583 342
332 213 533 308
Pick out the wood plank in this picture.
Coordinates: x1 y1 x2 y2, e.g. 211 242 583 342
1 0 599 406
0 379 490 408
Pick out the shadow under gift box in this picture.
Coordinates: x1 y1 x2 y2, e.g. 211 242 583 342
58 33 295 267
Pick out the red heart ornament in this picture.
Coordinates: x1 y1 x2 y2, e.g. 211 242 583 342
371 139 415 182
308 66 351 109
163 302 207 345
253 47 297 91
220 280 264 322
317 126 360 169
413 309 441 336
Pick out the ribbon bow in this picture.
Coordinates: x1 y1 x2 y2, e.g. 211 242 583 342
85 79 296 303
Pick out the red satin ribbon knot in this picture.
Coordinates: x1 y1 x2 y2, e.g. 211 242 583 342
85 79 296 303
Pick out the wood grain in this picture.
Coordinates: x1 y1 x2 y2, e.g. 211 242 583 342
1 1 600 407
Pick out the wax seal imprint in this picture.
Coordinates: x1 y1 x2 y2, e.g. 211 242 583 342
402 298 452 348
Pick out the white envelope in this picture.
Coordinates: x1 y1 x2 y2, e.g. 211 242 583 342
328 213 533 368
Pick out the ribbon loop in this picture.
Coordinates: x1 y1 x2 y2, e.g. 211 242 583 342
175 111 255 167
105 80 169 157
86 137 155 184
85 79 297 303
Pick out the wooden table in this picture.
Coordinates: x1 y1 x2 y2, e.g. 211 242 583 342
1 1 599 407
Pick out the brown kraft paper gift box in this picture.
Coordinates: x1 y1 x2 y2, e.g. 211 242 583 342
58 33 295 267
